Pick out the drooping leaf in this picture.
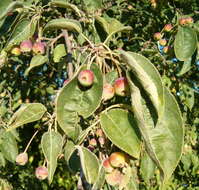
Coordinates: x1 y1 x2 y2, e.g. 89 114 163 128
0 129 18 162
41 131 63 184
127 73 183 182
100 108 141 159
7 103 47 131
56 64 103 140
24 55 48 76
44 18 82 33
0 0 23 21
140 150 156 182
92 165 105 190
121 51 164 117
177 58 192 76
53 44 67 63
6 18 36 51
77 146 101 184
50 0 82 17
95 16 132 43
174 26 197 61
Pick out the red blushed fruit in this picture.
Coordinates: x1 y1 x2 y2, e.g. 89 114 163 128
64 79 70 85
89 138 97 147
16 152 28 166
179 18 187 26
153 32 162 41
35 166 48 180
163 24 173 32
163 46 169 53
32 41 46 54
159 39 167 46
78 69 94 87
96 128 104 137
20 40 33 52
103 158 114 173
11 47 21 56
102 83 115 101
109 152 129 168
105 169 123 186
114 77 129 97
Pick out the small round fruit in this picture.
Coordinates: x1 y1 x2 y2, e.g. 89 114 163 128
78 69 94 87
163 24 172 32
103 158 114 173
114 77 129 97
179 18 187 26
163 46 169 53
186 17 193 24
159 39 167 46
16 152 28 166
153 32 162 41
89 138 97 147
102 83 115 101
35 166 48 180
33 41 45 54
11 47 21 56
96 128 104 137
105 169 123 186
20 40 33 52
109 152 129 168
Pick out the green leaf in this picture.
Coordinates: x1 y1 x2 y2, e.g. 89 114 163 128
174 26 197 61
121 51 164 118
177 58 192 76
82 0 102 12
0 1 23 21
44 18 82 33
50 0 82 17
24 55 48 76
95 16 132 43
100 108 141 159
56 64 103 140
0 129 18 162
0 152 6 167
128 74 184 182
6 18 36 51
140 151 156 182
53 44 67 63
182 84 194 110
7 103 47 131
105 70 118 85
41 131 63 184
92 165 105 190
77 146 101 184
64 140 80 173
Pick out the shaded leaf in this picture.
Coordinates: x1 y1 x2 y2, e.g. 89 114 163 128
0 152 6 167
105 70 118 85
24 55 48 76
82 0 102 12
41 131 63 184
174 26 197 61
121 51 164 117
44 18 82 33
100 108 141 159
182 84 194 110
0 129 18 162
77 146 101 184
56 64 103 140
7 103 47 131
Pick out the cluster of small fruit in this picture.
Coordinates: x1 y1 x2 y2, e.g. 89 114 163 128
153 16 194 54
77 69 130 100
10 39 46 56
103 152 130 187
15 152 48 180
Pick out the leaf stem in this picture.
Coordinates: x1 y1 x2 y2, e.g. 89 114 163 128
24 130 39 153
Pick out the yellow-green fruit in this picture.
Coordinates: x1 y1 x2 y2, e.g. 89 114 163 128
109 152 129 168
11 47 21 56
